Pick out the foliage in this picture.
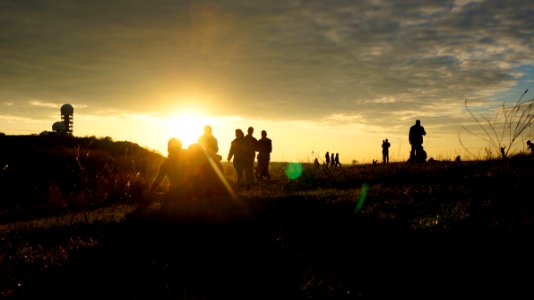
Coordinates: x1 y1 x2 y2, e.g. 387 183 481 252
0 135 162 219
461 89 534 159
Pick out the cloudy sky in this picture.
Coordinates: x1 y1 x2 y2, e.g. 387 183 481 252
1 0 533 163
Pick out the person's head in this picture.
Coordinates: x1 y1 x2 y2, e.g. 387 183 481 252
416 120 421 125
385 138 388 142
235 129 244 138
204 125 212 135
528 140 532 145
248 127 254 134
261 130 267 138
167 138 182 156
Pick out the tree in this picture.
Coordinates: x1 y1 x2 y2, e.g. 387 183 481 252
461 89 533 159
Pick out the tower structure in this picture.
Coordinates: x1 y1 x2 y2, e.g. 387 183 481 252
60 103 74 135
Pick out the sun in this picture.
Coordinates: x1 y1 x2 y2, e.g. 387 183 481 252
165 110 215 148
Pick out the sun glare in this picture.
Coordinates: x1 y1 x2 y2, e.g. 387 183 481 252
165 110 214 148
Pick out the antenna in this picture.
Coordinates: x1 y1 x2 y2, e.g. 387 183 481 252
60 103 74 135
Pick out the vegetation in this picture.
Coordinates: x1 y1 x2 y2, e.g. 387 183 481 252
1 135 533 299
462 89 534 159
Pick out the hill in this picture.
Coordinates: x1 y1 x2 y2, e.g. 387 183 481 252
0 135 163 221
1 135 534 299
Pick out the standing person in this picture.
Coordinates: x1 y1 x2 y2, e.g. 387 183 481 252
198 124 222 171
256 130 272 180
325 152 330 167
227 129 247 187
382 139 391 164
331 153 335 168
243 126 258 187
409 120 426 162
334 153 341 167
198 125 219 156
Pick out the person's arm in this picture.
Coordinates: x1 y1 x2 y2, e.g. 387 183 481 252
213 137 219 153
227 143 234 161
149 163 166 192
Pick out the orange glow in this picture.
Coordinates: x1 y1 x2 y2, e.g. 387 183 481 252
164 109 217 148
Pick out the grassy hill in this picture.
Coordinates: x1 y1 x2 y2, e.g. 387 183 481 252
1 135 534 299
0 135 163 220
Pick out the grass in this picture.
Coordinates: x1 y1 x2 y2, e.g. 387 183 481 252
1 136 534 299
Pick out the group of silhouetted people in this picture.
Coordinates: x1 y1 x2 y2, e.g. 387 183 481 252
150 125 273 197
323 151 341 168
227 126 272 189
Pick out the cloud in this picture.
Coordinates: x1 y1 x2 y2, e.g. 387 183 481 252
29 100 59 109
0 0 532 130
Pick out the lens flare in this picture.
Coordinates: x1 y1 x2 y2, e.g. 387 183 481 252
354 183 369 213
285 162 303 180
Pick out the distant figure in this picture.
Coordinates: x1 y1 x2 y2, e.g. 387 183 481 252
314 158 320 170
527 140 534 155
334 153 341 167
409 120 426 162
500 146 506 160
256 130 272 181
382 139 391 163
244 127 258 187
325 152 330 167
227 129 247 187
331 153 335 167
149 138 188 209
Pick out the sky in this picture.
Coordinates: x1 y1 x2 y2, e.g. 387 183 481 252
1 0 533 163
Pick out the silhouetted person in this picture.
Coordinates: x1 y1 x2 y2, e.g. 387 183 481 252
409 120 426 162
501 146 506 160
198 124 223 171
149 138 188 210
334 153 341 167
256 130 272 180
228 129 247 187
244 126 258 187
527 140 534 155
325 151 330 167
382 139 391 163
331 153 335 167
198 125 219 156
314 158 320 170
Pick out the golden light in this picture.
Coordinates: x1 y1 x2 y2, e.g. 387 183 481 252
164 109 217 148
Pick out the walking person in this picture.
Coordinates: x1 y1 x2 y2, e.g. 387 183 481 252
409 120 426 162
256 130 272 181
331 153 335 168
227 129 247 188
382 139 391 164
334 153 341 168
243 126 258 188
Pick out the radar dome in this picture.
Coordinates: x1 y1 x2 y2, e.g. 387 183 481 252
52 121 67 133
61 103 74 115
